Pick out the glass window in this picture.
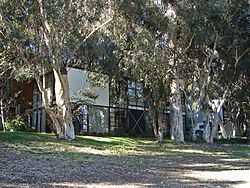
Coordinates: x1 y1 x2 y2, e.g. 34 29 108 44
75 105 88 132
128 81 145 107
89 106 109 133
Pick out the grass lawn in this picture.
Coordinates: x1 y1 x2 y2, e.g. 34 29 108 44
0 131 249 159
0 132 249 187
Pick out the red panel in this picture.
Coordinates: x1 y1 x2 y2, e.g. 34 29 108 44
11 80 33 103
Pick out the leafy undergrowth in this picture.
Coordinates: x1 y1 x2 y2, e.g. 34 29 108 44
0 132 249 165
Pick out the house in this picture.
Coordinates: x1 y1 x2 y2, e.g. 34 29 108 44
1 67 185 137
0 79 33 129
67 67 153 136
0 67 151 135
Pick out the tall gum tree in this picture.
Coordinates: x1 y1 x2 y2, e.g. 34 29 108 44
163 1 184 142
179 2 229 143
200 0 249 143
0 0 113 140
176 0 249 143
116 0 185 142
104 0 171 142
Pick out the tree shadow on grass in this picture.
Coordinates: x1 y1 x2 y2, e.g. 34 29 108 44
1 149 249 187
0 132 249 187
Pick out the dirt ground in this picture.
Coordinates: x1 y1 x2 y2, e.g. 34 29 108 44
0 143 250 188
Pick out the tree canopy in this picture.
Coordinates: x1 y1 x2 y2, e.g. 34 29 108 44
0 0 249 141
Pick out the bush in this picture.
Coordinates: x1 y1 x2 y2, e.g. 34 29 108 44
4 117 30 132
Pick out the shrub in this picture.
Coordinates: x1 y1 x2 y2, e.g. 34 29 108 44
4 117 30 132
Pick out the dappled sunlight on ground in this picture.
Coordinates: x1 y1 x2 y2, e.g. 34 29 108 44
184 170 250 188
170 149 212 154
0 182 152 188
182 163 220 167
1 132 249 188
220 158 248 162
66 146 110 155
47 182 152 188
79 136 139 145
81 136 114 143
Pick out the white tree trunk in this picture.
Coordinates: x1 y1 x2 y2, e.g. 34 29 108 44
36 67 75 140
219 118 227 139
165 3 184 142
203 111 211 143
52 68 75 140
210 100 227 143
196 35 219 143
206 115 227 143
170 79 184 142
0 98 4 130
205 99 227 143
191 110 197 140
35 1 75 140
196 68 219 143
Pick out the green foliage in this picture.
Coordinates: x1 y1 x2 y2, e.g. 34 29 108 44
0 0 248 139
0 0 113 78
4 117 31 132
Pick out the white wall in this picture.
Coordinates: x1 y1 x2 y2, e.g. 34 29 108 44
67 68 109 107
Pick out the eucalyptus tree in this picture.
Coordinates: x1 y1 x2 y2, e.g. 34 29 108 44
200 0 249 143
218 1 250 138
105 0 173 142
173 0 219 142
0 0 113 140
108 0 187 142
163 1 186 142
176 0 249 142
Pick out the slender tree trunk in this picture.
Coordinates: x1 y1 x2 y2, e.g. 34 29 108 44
0 78 7 131
156 102 164 143
205 98 228 143
165 3 184 142
0 98 4 130
209 100 227 142
183 78 196 141
219 118 227 139
203 110 211 143
196 35 218 143
151 109 158 138
209 113 219 143
210 119 227 141
191 110 197 140
190 79 197 141
197 68 216 143
170 78 184 142
149 100 164 143
247 119 250 139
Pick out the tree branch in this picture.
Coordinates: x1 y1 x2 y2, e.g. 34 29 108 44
66 1 113 67
59 0 73 48
235 47 249 67
183 34 195 53
74 18 112 54
37 0 53 60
